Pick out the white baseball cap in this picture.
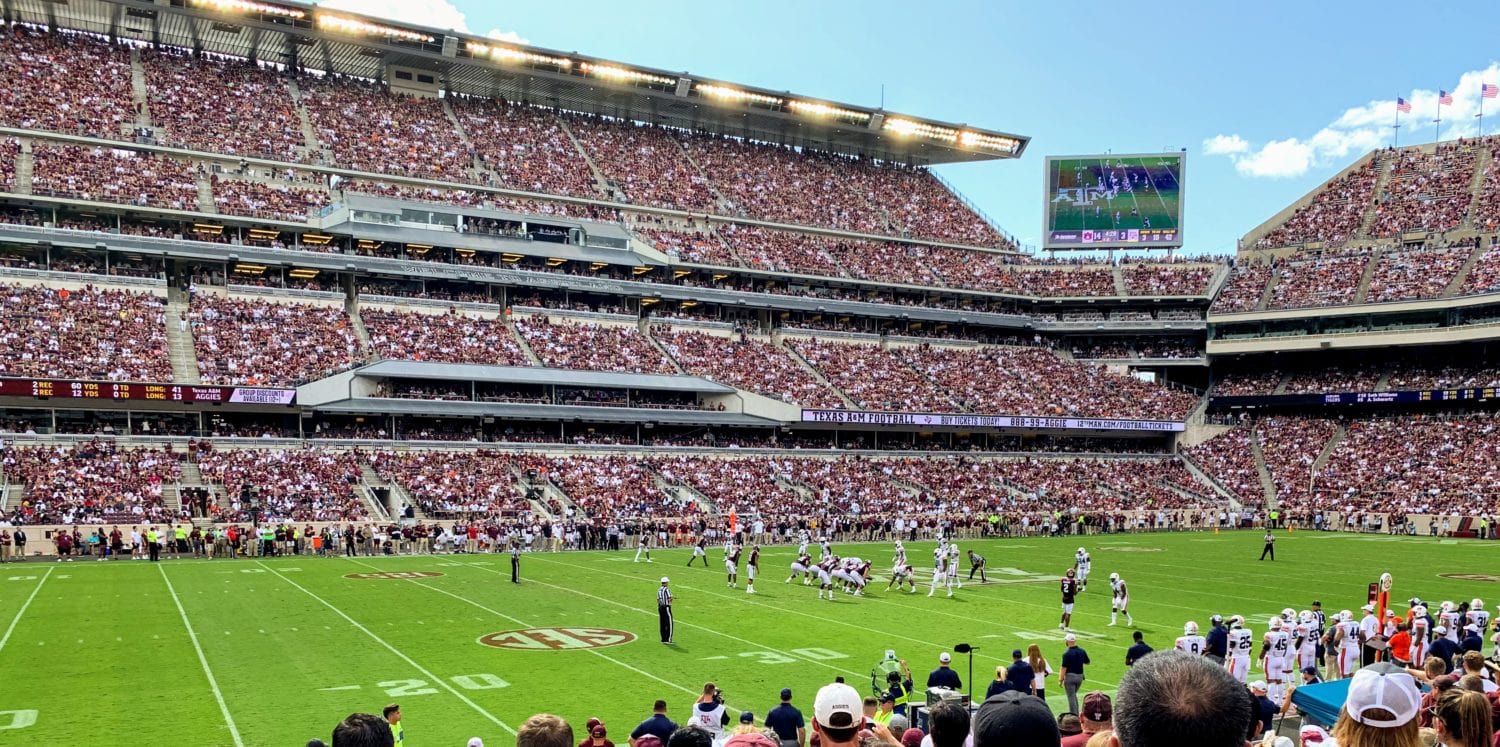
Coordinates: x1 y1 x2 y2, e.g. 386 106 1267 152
1361 604 1374 612
468 739 485 747
1435 625 1448 635
939 652 951 663
1064 633 1077 643
1344 663 1421 728
1249 681 1268 692
813 683 863 729
660 577 670 583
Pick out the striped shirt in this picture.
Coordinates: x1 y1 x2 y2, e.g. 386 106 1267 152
658 586 673 607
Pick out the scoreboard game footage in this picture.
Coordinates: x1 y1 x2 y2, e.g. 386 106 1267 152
1044 152 1185 249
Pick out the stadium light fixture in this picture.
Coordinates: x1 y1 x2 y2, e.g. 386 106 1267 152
469 42 571 69
788 100 871 123
316 14 435 44
958 130 1021 154
884 118 957 142
696 83 783 107
581 63 674 87
189 0 305 19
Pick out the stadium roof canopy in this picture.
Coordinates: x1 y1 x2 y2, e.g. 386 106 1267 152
9 0 1029 166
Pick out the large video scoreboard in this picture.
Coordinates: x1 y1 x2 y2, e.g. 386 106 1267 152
0 378 297 405
1044 152 1185 250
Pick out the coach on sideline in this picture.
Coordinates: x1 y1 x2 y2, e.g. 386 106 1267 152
658 577 674 644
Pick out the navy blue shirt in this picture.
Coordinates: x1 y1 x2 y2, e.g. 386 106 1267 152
1005 661 1035 694
1253 694 1277 735
630 714 678 743
764 703 804 741
1459 633 1483 653
927 666 962 690
1126 642 1153 666
885 680 914 716
1428 638 1460 672
1061 647 1090 677
1206 626 1229 657
984 679 1015 699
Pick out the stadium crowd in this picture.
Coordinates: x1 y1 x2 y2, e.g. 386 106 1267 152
1 441 181 525
31 144 200 210
514 316 677 374
190 295 364 386
0 283 173 382
141 50 307 162
196 446 368 523
362 308 531 367
653 328 848 410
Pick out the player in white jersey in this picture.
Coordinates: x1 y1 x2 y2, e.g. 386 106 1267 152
1466 599 1489 632
633 532 653 563
1295 611 1319 674
1074 548 1092 590
1175 621 1207 656
1108 573 1133 627
724 542 741 588
946 545 962 593
929 552 950 598
819 538 833 563
1407 605 1430 665
1226 616 1253 682
1438 601 1462 643
814 557 835 600
787 552 813 584
1333 610 1363 679
893 540 907 567
888 558 916 593
796 531 810 557
1261 617 1293 703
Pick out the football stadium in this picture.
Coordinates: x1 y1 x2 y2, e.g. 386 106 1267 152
0 1 1498 746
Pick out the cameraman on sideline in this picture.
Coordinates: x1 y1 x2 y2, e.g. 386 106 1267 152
873 652 915 718
688 682 730 741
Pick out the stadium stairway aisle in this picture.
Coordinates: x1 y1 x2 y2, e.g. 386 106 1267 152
166 291 202 384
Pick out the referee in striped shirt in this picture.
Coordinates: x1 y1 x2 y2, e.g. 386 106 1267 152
658 577 675 644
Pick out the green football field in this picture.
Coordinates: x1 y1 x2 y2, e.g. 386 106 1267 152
1048 155 1182 233
1 530 1496 746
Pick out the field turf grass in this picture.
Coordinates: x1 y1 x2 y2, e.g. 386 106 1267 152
1049 155 1181 233
1 530 1496 746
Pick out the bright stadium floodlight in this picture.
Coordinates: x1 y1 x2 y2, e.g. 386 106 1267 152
788 100 871 123
696 83 783 107
959 130 1022 154
883 118 957 142
580 63 675 87
316 14 435 44
189 0 305 18
469 42 571 69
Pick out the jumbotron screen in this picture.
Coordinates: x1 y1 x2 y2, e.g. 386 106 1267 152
1043 153 1184 249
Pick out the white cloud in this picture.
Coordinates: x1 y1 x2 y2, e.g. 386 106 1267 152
317 0 529 44
1202 134 1249 156
1204 62 1500 179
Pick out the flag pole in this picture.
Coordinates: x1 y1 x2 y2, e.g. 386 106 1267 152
1479 94 1486 138
1393 95 1402 148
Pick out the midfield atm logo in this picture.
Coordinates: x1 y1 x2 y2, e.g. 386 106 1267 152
1051 186 1120 206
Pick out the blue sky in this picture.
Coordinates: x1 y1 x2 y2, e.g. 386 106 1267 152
322 0 1500 255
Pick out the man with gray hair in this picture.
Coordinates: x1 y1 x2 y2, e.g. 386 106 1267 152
1108 649 1252 747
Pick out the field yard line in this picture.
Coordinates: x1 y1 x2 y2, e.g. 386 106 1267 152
450 558 871 681
160 565 245 747
254 561 518 735
339 559 719 713
0 566 52 655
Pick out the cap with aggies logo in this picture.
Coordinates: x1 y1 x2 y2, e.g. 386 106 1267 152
813 683 862 729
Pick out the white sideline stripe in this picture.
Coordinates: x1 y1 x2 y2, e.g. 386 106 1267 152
340 559 717 713
254 561 517 735
454 559 870 681
160 564 245 747
529 554 1126 693
0 566 53 655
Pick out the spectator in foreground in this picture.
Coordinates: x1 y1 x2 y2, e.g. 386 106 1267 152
925 702 969 747
1430 689 1491 747
970 691 1060 747
631 700 678 746
1061 692 1112 747
1109 649 1252 747
331 713 394 747
519 714 574 747
1329 663 1422 747
1056 714 1082 741
382 704 403 747
810 683 864 747
667 726 713 747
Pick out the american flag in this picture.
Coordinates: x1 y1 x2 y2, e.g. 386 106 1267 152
1439 90 1454 105
1396 97 1411 113
1483 83 1499 99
